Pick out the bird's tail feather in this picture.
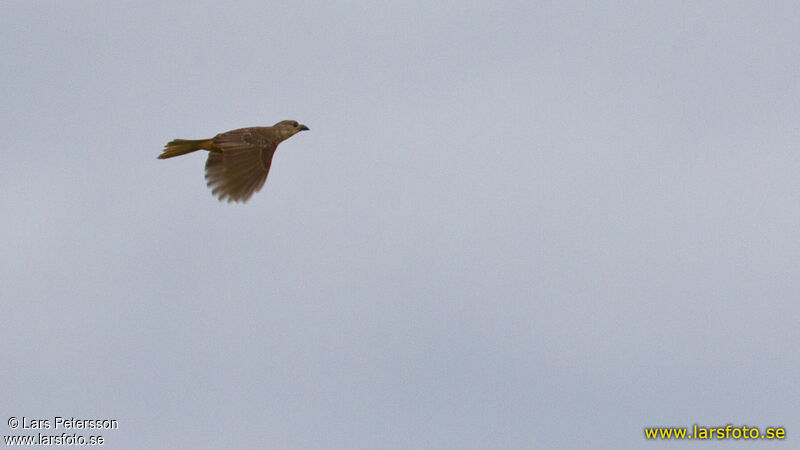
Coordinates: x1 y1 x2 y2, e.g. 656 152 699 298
158 138 212 159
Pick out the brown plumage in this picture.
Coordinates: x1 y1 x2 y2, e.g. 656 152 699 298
158 120 309 203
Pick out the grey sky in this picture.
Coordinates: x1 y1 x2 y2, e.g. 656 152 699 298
1 1 798 448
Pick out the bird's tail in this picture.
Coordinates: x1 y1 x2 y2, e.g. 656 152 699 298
158 138 213 159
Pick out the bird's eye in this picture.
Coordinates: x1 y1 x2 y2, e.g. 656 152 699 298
292 121 298 127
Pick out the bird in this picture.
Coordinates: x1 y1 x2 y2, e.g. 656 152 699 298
158 120 309 203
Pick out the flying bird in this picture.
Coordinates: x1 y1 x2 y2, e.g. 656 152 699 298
158 120 309 202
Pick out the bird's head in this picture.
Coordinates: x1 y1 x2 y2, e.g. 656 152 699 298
274 120 310 140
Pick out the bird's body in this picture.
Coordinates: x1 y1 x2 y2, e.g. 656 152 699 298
158 120 309 202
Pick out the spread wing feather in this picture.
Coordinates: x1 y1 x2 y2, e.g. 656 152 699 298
204 127 279 203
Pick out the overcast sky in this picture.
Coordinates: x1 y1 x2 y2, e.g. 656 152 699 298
1 1 798 448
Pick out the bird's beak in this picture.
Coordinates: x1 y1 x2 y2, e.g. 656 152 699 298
299 124 310 131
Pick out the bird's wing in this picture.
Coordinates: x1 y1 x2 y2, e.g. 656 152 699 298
205 127 279 203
